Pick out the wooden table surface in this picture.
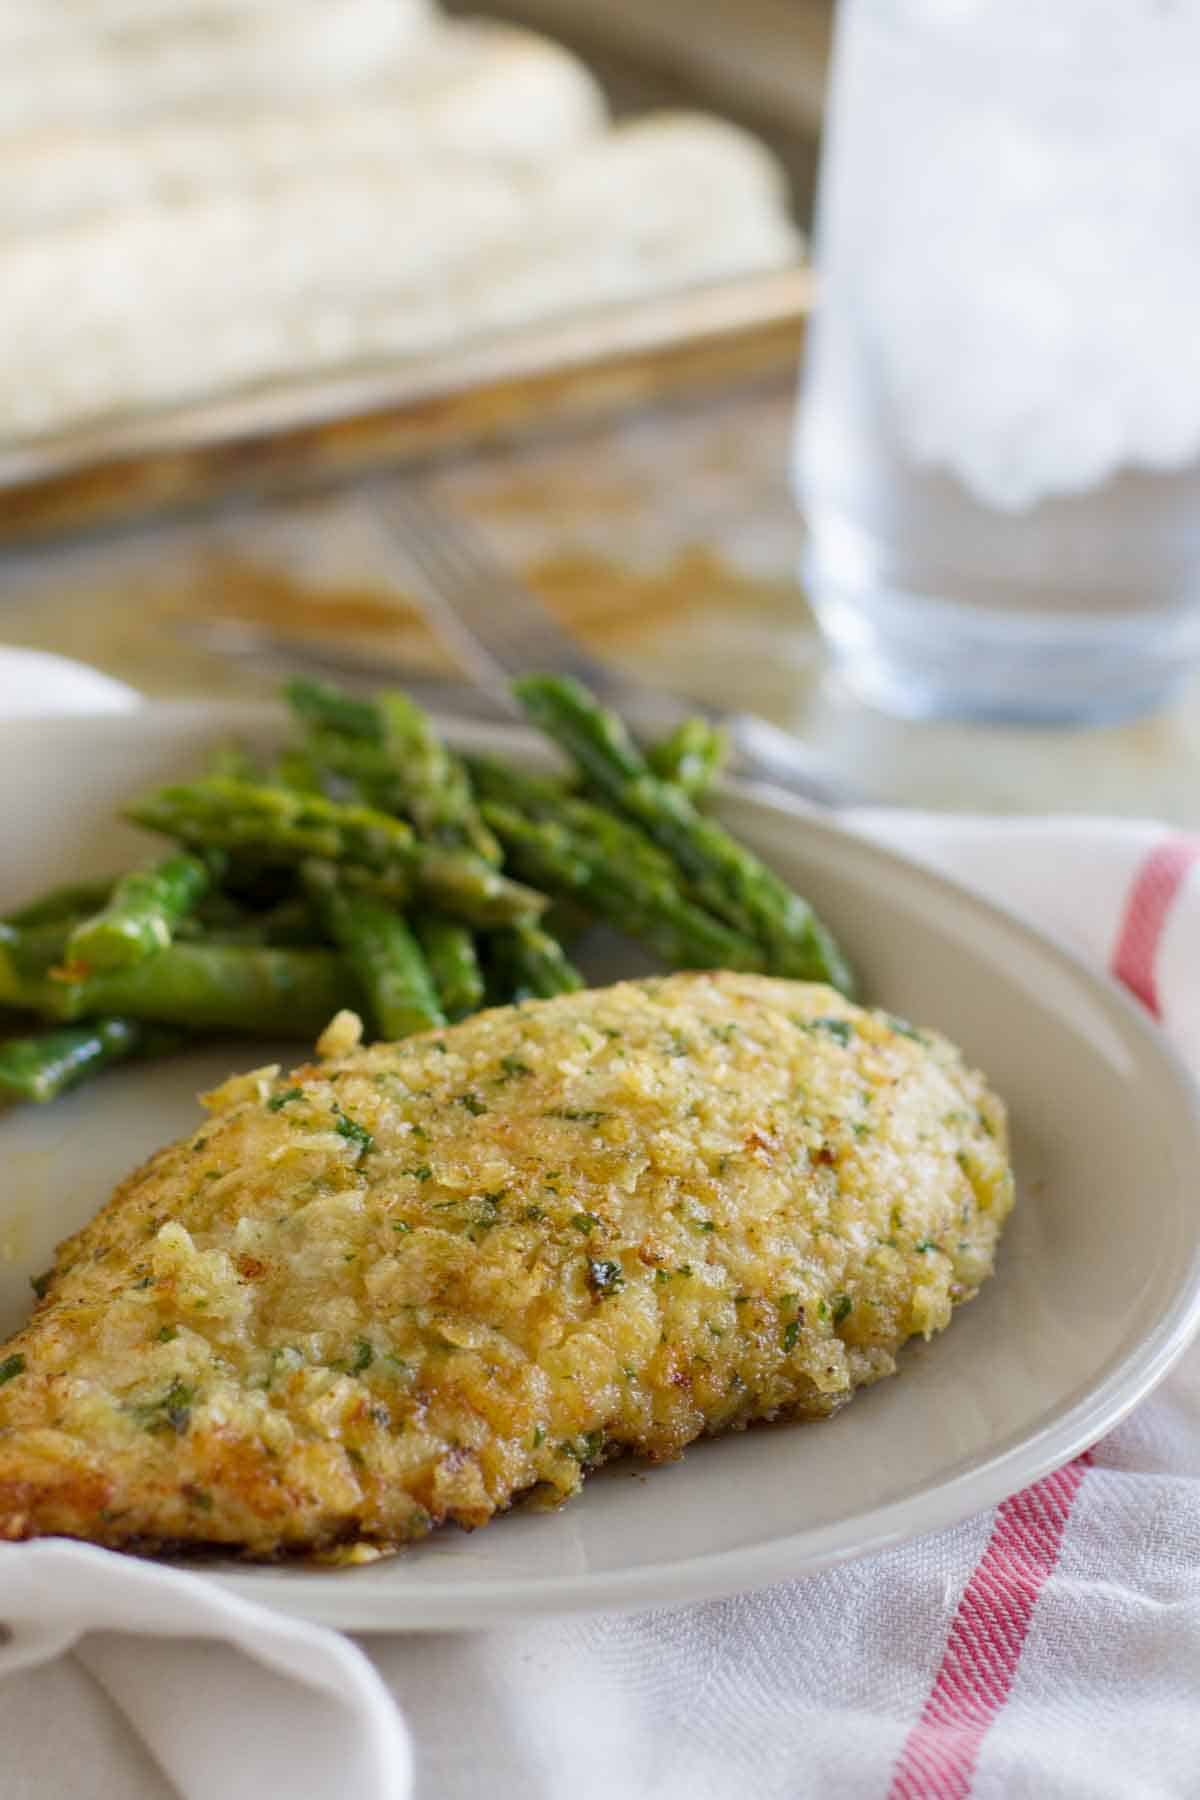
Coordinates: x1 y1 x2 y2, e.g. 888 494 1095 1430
1 368 1198 827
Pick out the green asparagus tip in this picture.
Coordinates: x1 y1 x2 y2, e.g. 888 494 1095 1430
284 678 382 743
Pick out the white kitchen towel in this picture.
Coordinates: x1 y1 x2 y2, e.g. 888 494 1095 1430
2 653 1199 1800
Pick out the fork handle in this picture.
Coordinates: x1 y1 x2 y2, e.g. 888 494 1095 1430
720 712 865 810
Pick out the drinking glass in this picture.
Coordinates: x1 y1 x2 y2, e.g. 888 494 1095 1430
795 0 1200 724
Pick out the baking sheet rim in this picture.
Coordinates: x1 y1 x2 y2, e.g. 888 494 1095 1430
0 263 813 492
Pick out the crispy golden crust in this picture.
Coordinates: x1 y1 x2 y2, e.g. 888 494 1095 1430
0 973 1013 1557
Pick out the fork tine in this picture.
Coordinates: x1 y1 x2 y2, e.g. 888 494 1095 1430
380 485 616 693
383 488 542 623
386 490 524 609
392 500 579 668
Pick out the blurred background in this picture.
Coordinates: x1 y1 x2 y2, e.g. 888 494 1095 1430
441 0 830 213
2 0 1198 823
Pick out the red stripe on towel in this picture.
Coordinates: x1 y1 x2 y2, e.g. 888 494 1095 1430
889 833 1198 1797
888 1458 1091 1800
1110 838 1200 1018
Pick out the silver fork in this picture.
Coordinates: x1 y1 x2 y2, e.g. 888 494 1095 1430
371 483 860 809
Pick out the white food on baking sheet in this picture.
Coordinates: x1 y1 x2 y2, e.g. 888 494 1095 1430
0 0 437 122
0 1 802 440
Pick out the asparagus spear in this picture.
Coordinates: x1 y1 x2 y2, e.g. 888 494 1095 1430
286 676 501 858
297 712 500 863
284 677 380 743
0 923 74 1021
480 800 765 975
4 879 114 929
304 865 444 1039
327 843 546 928
126 778 544 926
0 1019 161 1105
415 919 485 1021
0 939 350 1036
377 692 501 863
66 852 214 972
291 688 501 1022
175 894 321 948
514 676 855 995
491 920 584 1002
0 919 76 981
469 755 766 969
647 717 728 799
467 755 592 821
469 754 683 889
206 741 261 782
270 747 356 801
292 731 437 833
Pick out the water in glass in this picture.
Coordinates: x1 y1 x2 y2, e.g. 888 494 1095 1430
796 0 1200 723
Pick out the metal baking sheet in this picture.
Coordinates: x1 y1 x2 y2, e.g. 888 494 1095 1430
0 266 810 544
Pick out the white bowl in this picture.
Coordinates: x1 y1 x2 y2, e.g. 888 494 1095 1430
2 701 1199 1631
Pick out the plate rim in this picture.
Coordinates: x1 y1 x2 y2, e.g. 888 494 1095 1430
4 700 1200 1630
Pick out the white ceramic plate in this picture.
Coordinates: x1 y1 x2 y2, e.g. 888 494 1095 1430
3 702 1200 1631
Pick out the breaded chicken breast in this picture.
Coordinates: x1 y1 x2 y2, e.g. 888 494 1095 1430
0 973 1013 1557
